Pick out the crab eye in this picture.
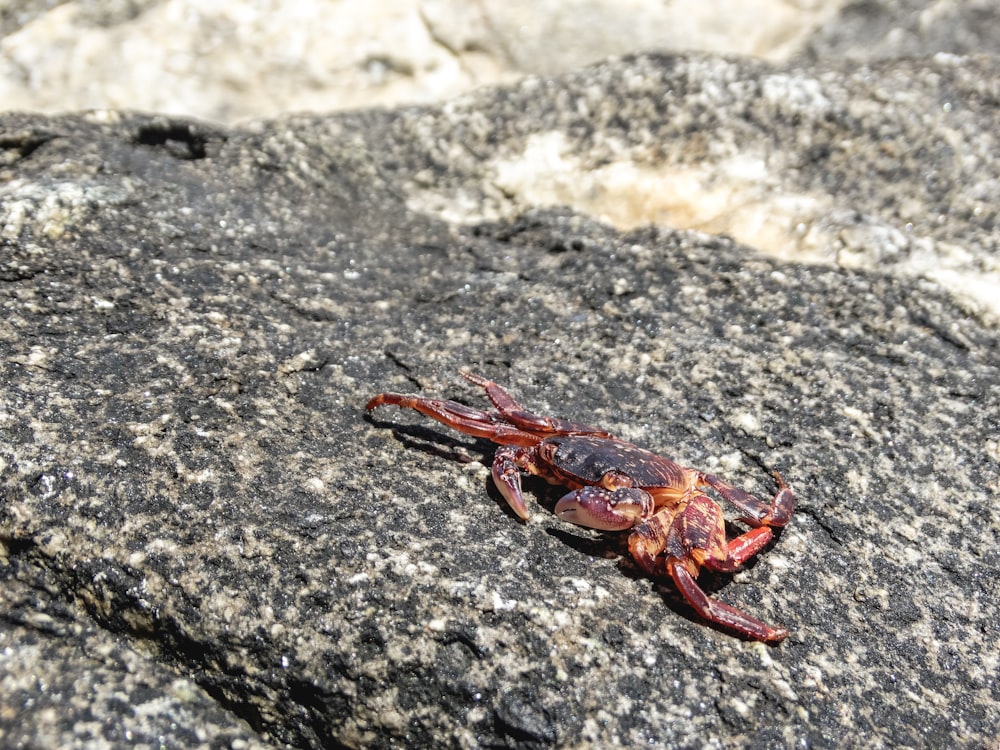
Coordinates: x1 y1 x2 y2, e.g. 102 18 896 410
538 443 559 464
600 469 634 490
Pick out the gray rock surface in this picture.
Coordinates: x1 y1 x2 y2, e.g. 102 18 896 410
797 0 1000 62
1 555 272 748
2 53 999 748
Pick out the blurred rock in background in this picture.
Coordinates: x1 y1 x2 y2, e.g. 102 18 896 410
2 0 996 123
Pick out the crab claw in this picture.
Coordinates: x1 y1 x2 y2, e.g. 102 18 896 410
490 445 533 520
555 487 654 531
493 457 530 521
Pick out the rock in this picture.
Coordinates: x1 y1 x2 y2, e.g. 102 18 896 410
798 0 1000 62
1 554 272 749
7 0 999 123
1 53 999 747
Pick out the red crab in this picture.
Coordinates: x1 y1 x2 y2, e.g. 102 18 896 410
366 371 795 642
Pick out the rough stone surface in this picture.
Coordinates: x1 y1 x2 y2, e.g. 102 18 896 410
0 0 861 123
797 0 1000 63
398 54 1000 322
1 555 272 749
4 1 999 126
2 53 999 748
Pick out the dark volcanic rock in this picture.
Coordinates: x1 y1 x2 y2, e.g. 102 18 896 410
1 54 999 748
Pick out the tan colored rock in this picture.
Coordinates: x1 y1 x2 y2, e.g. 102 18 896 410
0 0 845 123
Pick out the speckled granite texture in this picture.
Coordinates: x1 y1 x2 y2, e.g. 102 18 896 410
2 54 998 748
1 556 272 749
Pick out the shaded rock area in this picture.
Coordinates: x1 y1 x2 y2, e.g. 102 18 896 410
1 53 999 748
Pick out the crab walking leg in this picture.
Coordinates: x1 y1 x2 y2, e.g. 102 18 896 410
366 393 540 446
461 372 612 438
701 527 775 573
627 513 673 578
667 559 789 642
701 472 795 528
666 498 788 641
629 497 788 641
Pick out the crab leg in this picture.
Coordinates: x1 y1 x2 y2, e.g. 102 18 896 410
701 472 795 528
628 496 788 641
667 498 788 641
367 391 561 519
668 559 789 642
627 513 672 578
461 372 612 438
366 392 540 446
701 527 775 573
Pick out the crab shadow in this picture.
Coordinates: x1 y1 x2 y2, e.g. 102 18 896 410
366 414 786 643
365 413 527 518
